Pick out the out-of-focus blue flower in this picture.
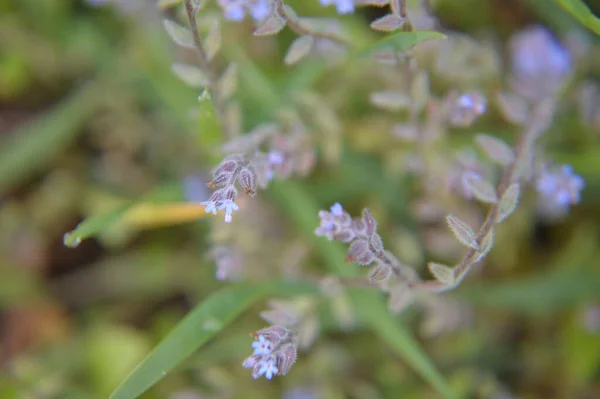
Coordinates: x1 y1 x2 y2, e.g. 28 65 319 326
218 0 271 22
319 0 354 14
536 164 584 211
510 26 571 101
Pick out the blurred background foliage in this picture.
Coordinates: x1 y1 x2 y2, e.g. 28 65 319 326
1 0 600 398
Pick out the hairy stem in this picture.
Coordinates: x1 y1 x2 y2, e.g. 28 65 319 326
183 0 229 136
449 99 555 283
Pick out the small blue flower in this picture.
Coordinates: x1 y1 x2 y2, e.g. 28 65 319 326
252 335 273 356
218 0 271 22
330 202 344 217
201 200 219 215
319 0 354 14
218 199 240 223
256 357 279 379
536 164 584 210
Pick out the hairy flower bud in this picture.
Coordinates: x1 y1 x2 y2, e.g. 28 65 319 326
346 239 375 265
238 166 257 196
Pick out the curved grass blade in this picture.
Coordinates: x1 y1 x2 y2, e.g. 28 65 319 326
109 285 266 399
63 183 185 248
555 0 600 36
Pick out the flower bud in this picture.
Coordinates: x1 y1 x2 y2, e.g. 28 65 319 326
238 166 257 196
346 239 375 266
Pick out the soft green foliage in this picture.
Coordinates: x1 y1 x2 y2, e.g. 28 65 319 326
555 0 600 35
109 285 266 399
1 1 600 399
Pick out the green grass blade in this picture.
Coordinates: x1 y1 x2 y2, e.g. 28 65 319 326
0 83 101 196
108 284 266 399
355 292 458 399
62 182 183 247
268 180 456 398
555 0 600 36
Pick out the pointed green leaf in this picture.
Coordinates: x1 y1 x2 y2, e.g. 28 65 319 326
555 0 600 36
109 285 266 399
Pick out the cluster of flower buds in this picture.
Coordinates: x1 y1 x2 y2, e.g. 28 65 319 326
217 0 271 22
200 154 257 223
319 0 355 14
242 325 298 380
316 204 403 283
536 164 584 214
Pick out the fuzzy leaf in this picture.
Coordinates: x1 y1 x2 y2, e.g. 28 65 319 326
370 14 406 32
285 35 314 65
218 63 238 102
254 14 286 36
370 91 411 111
446 214 478 249
496 91 529 125
204 19 221 61
428 263 455 285
474 227 494 263
496 183 520 223
171 63 208 88
391 123 418 141
369 263 393 283
475 134 515 166
464 174 498 204
162 19 194 48
411 71 429 113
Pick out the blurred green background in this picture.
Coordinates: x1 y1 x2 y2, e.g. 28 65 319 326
1 0 600 398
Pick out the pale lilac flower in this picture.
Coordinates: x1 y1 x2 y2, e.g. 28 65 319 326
218 199 240 223
252 335 273 355
244 326 297 379
449 92 487 127
330 202 344 217
209 246 243 281
256 357 279 379
319 0 354 14
510 26 571 100
536 164 584 210
249 0 270 20
267 151 285 166
200 200 219 215
218 0 271 22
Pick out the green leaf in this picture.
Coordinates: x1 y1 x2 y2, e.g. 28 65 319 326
268 180 455 398
0 84 101 196
109 285 266 399
555 0 600 36
63 183 183 248
360 30 446 57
